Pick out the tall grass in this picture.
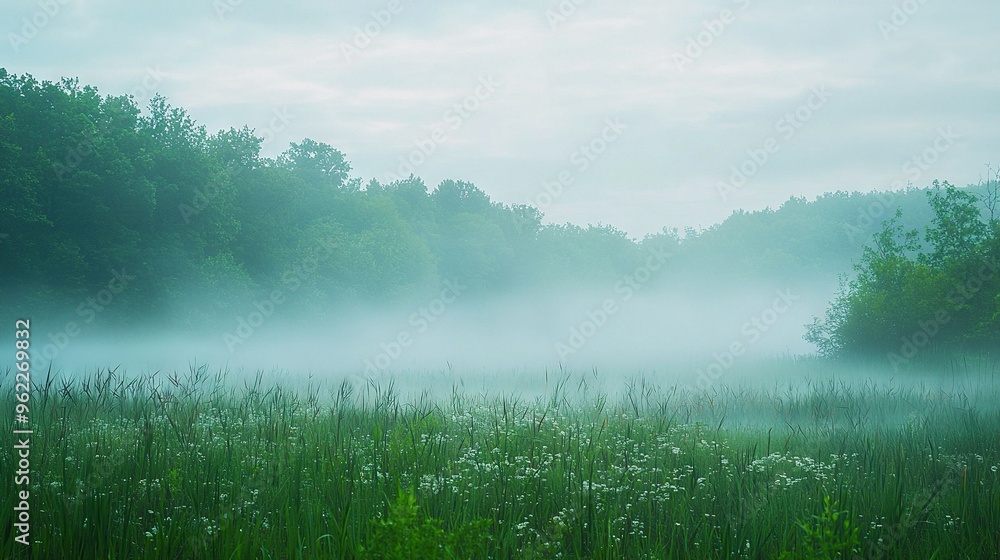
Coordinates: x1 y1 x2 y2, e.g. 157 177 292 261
1 360 998 558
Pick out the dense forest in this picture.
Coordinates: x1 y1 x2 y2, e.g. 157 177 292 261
1 69 997 357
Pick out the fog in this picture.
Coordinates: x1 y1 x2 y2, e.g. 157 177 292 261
34 279 851 396
33 279 1000 430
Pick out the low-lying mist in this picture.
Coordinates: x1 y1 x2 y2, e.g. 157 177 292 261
30 278 883 396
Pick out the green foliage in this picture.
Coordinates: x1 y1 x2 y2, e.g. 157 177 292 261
922 181 989 268
277 137 352 190
807 185 1000 358
779 496 861 560
360 488 490 560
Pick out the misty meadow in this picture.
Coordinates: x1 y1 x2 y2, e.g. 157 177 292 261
3 1 1000 559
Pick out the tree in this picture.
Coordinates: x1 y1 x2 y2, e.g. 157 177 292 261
805 210 926 356
142 94 207 150
807 184 1000 358
276 138 351 189
921 181 988 269
209 126 263 170
432 180 492 215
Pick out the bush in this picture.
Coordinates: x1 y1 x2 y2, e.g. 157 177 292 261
359 488 490 560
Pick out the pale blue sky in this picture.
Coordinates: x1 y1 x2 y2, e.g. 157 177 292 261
4 0 998 236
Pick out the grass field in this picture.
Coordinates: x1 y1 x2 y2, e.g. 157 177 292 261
2 358 999 559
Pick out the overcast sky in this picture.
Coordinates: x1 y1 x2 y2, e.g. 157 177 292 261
4 0 998 237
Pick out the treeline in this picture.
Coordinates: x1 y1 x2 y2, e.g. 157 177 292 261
1 68 997 352
0 70 678 328
807 182 1000 361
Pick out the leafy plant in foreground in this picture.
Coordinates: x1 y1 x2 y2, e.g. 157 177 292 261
780 495 861 560
359 488 490 560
